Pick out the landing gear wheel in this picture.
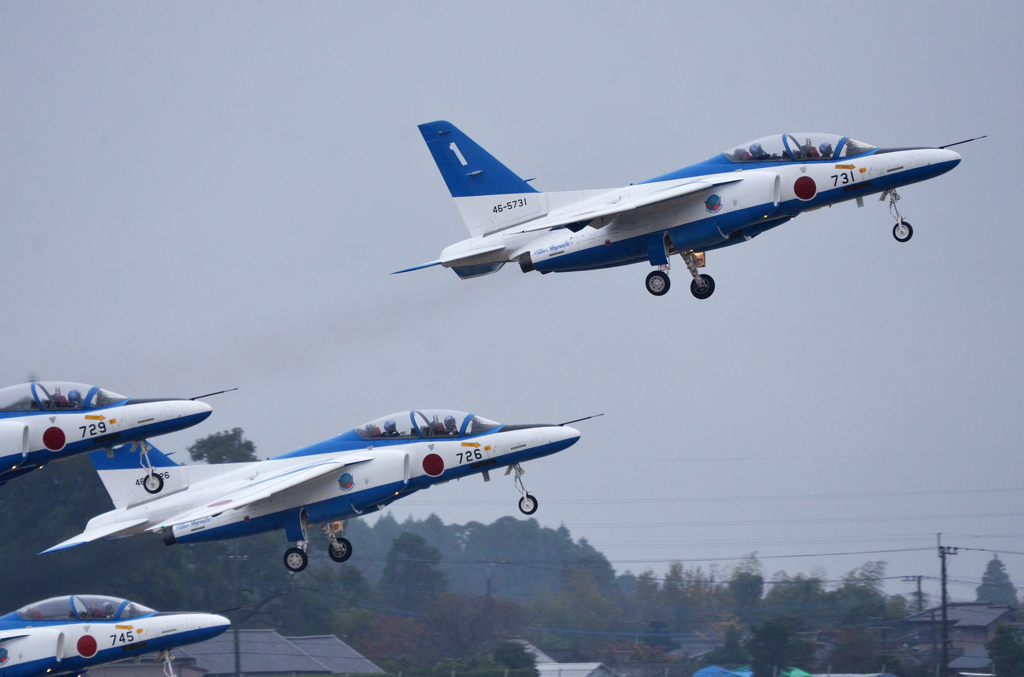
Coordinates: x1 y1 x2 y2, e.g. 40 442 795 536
690 274 715 300
518 493 538 515
645 271 670 296
284 547 308 572
893 220 913 242
328 537 352 563
143 473 164 494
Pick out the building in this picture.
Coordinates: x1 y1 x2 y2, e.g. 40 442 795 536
903 603 1017 662
87 630 383 677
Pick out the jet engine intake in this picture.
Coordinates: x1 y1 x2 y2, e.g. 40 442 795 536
0 420 30 469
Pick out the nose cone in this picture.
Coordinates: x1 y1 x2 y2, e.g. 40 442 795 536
551 425 581 450
188 400 213 422
195 613 231 638
941 148 962 168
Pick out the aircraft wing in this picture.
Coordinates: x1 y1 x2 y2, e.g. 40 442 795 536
509 176 743 235
0 633 31 643
150 455 373 529
40 518 151 554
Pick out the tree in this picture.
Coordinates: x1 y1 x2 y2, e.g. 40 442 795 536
986 625 1024 677
493 641 539 676
187 428 258 463
705 624 748 665
378 532 448 611
746 618 813 677
976 556 1019 605
728 554 765 623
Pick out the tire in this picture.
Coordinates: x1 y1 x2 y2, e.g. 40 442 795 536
284 547 308 572
690 274 716 300
143 473 164 494
893 221 913 242
328 538 352 563
645 271 670 296
518 493 539 515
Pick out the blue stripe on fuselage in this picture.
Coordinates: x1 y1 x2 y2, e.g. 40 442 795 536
534 159 959 274
174 436 577 544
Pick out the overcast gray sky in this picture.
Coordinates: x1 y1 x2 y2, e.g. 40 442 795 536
2 1 1022 602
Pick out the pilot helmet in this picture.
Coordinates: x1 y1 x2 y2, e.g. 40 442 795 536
819 142 833 155
103 602 115 616
444 415 457 431
384 419 397 434
749 142 764 154
68 389 82 402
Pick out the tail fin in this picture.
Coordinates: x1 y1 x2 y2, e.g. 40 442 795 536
89 441 187 509
418 121 538 198
419 121 544 238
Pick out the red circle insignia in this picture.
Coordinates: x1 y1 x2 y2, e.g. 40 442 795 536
43 427 66 451
422 453 444 477
77 635 98 658
794 176 817 200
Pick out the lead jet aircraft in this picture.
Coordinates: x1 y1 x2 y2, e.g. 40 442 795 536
43 410 583 572
0 382 212 488
398 122 972 297
0 594 228 677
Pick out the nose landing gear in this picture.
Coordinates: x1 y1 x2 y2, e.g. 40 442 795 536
882 189 913 242
507 463 539 515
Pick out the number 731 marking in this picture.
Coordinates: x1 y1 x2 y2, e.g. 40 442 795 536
831 171 857 186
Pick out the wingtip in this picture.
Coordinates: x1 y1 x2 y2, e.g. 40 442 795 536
392 260 443 274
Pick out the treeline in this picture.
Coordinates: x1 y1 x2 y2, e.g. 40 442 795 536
1 429 1000 677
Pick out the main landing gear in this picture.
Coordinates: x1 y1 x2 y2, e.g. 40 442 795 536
882 189 913 242
156 650 177 677
506 463 539 515
282 516 353 572
646 251 715 299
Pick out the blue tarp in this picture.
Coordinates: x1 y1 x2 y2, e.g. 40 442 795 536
693 667 752 677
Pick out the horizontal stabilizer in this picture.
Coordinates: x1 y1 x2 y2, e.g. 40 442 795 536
393 260 443 274
41 518 150 554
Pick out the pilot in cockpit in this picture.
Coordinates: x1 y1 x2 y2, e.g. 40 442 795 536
749 142 769 160
383 419 400 437
818 142 834 159
67 389 83 408
443 415 459 436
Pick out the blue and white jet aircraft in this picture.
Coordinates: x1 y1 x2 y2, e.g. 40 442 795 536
43 410 583 573
399 122 974 297
0 595 228 677
0 382 213 489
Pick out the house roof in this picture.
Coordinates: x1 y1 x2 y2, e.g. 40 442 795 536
949 646 992 670
285 636 383 674
905 604 1014 628
512 640 557 664
536 663 615 677
173 629 379 675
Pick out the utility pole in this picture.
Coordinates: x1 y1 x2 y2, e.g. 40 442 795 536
903 575 925 613
938 534 957 677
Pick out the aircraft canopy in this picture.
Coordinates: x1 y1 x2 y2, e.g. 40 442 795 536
16 595 154 621
0 382 127 412
355 410 500 440
725 133 876 163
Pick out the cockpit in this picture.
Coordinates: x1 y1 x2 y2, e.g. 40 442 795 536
0 382 127 413
725 133 877 163
16 595 155 622
355 410 500 440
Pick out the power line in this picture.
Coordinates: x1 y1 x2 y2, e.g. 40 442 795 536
401 486 1024 506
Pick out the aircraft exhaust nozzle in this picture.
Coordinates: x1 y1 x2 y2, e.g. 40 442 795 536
162 529 178 546
518 253 535 273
